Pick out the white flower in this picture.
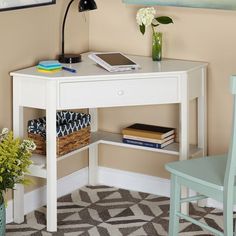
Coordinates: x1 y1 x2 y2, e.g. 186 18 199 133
1 128 8 135
20 139 36 151
0 128 9 141
136 7 156 27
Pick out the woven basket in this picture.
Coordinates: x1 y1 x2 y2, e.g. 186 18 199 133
28 111 91 156
28 126 90 156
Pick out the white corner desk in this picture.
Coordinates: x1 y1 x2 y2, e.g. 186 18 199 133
11 53 207 232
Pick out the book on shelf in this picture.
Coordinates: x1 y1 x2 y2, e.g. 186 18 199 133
122 138 174 149
123 134 175 144
122 123 174 140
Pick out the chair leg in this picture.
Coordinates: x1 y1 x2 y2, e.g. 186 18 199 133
234 218 236 236
169 174 181 236
223 197 234 236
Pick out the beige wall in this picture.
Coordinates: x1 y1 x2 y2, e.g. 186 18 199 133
0 1 90 199
90 0 236 177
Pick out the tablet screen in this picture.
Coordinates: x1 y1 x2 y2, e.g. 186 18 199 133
95 53 136 66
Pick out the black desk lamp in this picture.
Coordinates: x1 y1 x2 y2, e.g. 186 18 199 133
59 0 97 64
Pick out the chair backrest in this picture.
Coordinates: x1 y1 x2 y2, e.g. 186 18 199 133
224 75 236 193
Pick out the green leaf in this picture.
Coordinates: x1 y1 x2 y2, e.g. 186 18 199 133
139 23 145 35
155 16 173 25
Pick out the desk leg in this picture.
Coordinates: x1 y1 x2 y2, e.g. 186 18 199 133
180 75 190 214
198 67 207 156
89 108 98 185
13 79 24 223
46 82 57 232
89 145 98 185
197 67 207 208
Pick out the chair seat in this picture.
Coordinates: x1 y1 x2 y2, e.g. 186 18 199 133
166 155 227 191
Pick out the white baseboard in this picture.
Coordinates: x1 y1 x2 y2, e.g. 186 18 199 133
98 167 236 211
6 166 235 223
6 167 88 223
207 199 236 211
98 167 171 197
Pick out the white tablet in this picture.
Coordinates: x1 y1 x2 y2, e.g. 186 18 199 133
89 52 140 72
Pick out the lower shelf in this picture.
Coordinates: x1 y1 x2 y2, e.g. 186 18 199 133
28 131 203 178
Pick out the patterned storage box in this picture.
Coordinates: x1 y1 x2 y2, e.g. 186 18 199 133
28 111 91 156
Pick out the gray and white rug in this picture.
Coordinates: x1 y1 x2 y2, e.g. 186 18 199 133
6 185 231 235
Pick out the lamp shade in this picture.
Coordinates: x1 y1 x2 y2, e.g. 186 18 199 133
79 0 97 12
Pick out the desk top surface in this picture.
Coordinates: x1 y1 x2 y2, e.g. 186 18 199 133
11 52 207 81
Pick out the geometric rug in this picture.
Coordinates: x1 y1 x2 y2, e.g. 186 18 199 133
6 185 233 235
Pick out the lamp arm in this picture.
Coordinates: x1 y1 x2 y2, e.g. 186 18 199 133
61 0 76 55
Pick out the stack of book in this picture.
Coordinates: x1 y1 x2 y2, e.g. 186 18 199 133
37 60 62 73
122 123 175 149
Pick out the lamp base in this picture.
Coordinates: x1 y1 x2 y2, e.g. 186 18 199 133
58 54 81 64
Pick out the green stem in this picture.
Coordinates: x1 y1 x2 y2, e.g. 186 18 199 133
151 25 155 34
152 32 162 61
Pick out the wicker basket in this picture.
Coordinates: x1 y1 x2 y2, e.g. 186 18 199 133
28 111 91 156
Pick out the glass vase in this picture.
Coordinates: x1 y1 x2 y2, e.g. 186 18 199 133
152 32 162 61
0 201 5 236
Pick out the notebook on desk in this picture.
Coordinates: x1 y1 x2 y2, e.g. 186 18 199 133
88 52 140 72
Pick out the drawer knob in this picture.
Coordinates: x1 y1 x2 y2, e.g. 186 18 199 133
117 90 124 96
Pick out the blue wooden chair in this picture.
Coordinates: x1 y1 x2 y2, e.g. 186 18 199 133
165 76 236 236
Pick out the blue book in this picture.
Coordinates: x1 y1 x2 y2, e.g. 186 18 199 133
122 138 174 149
38 60 61 68
37 65 62 70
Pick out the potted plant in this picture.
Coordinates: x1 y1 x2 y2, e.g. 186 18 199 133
136 7 173 61
0 128 35 235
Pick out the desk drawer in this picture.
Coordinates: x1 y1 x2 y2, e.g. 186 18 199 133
59 77 179 109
